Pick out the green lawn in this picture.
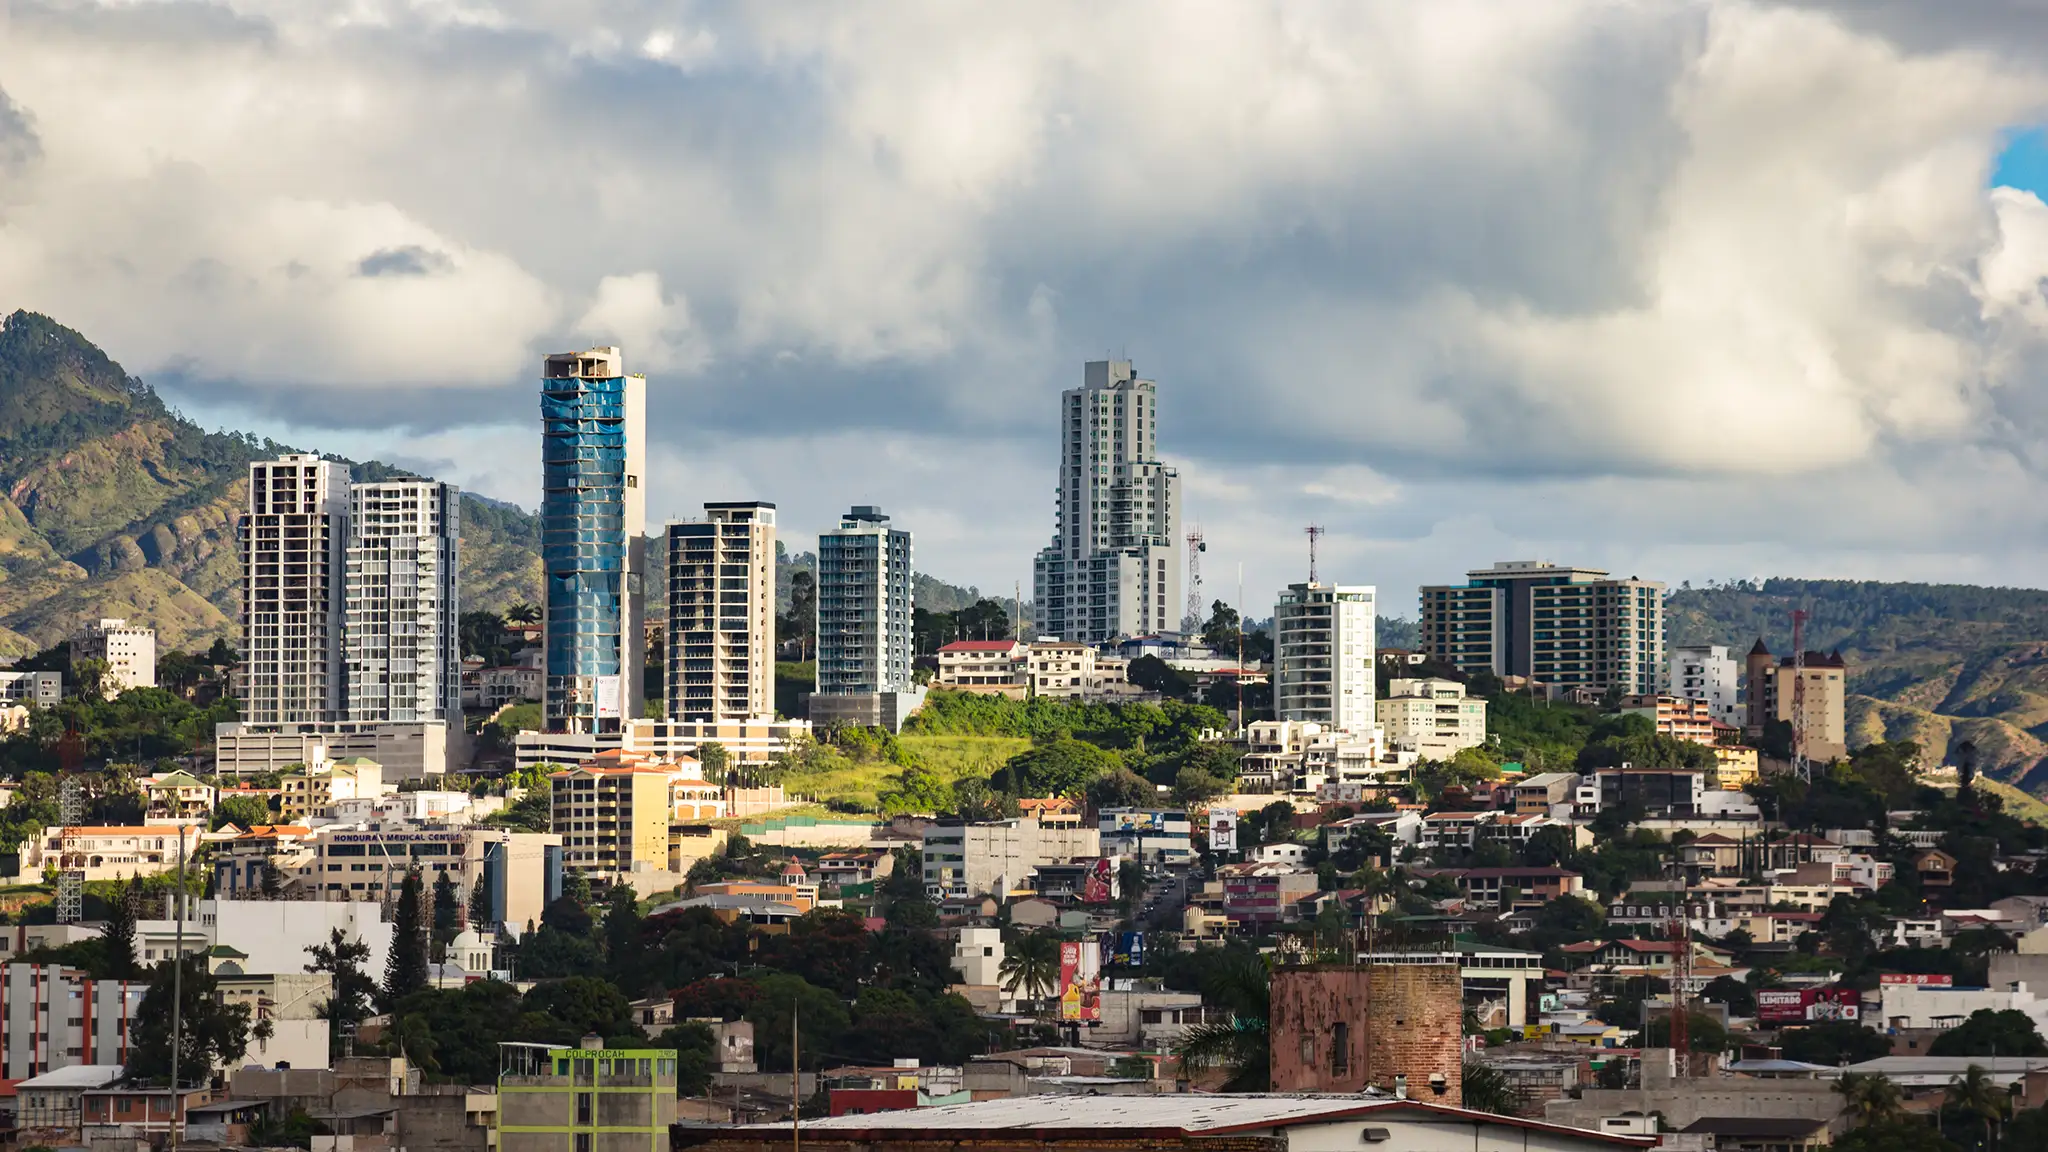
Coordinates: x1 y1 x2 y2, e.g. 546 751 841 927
778 734 1029 811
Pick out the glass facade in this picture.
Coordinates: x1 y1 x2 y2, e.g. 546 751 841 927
540 354 643 733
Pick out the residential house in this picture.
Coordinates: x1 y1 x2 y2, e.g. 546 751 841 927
1218 861 1319 926
935 641 1027 695
142 770 216 820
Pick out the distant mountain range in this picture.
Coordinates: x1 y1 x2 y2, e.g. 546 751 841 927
1669 579 2048 791
0 311 986 660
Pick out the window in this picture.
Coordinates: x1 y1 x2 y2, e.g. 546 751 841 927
576 1092 592 1124
1332 1023 1350 1075
575 1135 592 1152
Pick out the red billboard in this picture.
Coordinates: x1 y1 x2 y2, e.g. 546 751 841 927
1058 939 1102 1022
1082 857 1117 904
1880 973 1953 986
1756 986 1861 1025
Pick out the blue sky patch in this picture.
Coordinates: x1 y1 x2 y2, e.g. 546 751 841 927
1994 127 2048 198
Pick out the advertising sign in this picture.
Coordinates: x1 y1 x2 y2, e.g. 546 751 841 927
1058 940 1103 1022
1082 857 1117 904
1108 811 1165 833
1880 973 1953 986
1105 931 1144 968
1208 808 1238 852
1757 985 1861 1024
595 674 622 719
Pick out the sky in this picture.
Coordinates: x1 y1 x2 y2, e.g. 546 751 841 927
6 1 2048 620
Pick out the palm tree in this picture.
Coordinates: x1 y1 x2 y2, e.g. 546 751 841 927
1173 950 1271 1091
507 602 540 625
1837 1072 1906 1127
999 930 1062 1009
1945 1063 2008 1150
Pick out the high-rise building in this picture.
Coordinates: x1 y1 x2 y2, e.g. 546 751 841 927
813 506 919 730
1744 641 1849 763
1032 360 1181 644
540 347 646 734
1418 561 1666 695
665 502 775 722
345 479 460 723
71 618 155 695
1670 643 1740 728
240 454 350 725
1273 582 1377 734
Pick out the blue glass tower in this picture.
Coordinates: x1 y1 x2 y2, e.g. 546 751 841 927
540 347 646 734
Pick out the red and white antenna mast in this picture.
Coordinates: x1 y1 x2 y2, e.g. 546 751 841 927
1305 525 1326 583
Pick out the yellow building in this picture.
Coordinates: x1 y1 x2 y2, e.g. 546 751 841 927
498 1039 676 1152
279 757 385 823
550 753 680 878
1711 745 1759 791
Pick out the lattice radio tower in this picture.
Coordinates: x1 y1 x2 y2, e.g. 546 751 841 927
1668 912 1694 1076
1184 526 1206 634
55 728 85 924
1305 525 1326 583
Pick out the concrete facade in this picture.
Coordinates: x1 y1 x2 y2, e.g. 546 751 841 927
346 478 461 724
1420 561 1666 695
1274 583 1377 735
72 618 155 694
920 817 1102 900
666 502 776 723
1268 964 1465 1103
816 506 918 731
241 454 351 725
0 965 143 1081
1033 359 1182 645
1382 677 1488 758
498 1042 677 1152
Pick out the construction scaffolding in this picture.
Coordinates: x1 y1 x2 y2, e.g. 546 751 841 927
56 729 86 924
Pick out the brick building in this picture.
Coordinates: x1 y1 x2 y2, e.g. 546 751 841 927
1267 964 1465 1103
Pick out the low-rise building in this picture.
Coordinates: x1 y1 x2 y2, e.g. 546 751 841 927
935 641 1027 694
0 669 63 706
143 769 216 819
1514 772 1579 815
280 755 389 822
1 967 144 1080
1381 678 1488 758
921 816 1101 900
1025 642 1128 699
72 617 156 694
498 1040 680 1152
1621 694 1716 745
13 824 205 883
1218 861 1319 926
1097 809 1195 865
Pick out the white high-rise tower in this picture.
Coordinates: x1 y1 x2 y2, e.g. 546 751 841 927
346 478 461 723
240 454 350 725
1032 360 1181 644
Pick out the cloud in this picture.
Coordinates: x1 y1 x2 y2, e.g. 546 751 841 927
357 246 455 278
8 0 2048 606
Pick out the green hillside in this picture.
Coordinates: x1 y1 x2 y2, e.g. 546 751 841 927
0 310 541 657
1669 578 2048 791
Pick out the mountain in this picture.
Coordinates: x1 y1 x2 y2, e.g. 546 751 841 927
0 310 542 658
1668 578 2048 792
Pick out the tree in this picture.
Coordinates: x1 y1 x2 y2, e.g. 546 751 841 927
1461 1060 1527 1116
382 867 430 1007
999 930 1063 1007
950 779 1016 823
1698 975 1755 1017
126 955 255 1083
1944 1063 2009 1151
1170 765 1230 809
1001 739 1119 797
1837 1072 1907 1128
1834 1119 1961 1152
523 977 642 1041
211 794 274 832
1088 768 1156 812
306 928 376 1057
96 877 137 980
469 878 491 931
1779 1021 1896 1067
781 571 817 660
698 742 730 781
506 602 540 625
603 883 645 987
1173 949 1270 1091
431 871 462 964
1929 1009 2048 1058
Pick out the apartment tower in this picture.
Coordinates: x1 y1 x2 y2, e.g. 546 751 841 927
72 618 156 695
539 347 646 734
665 501 776 722
813 506 918 730
1273 583 1378 734
1418 561 1666 695
345 479 461 723
240 454 350 725
1032 359 1181 644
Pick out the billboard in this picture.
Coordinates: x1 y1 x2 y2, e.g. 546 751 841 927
1105 931 1144 968
1756 985 1861 1025
1208 808 1238 852
595 674 622 719
1082 858 1117 904
1107 811 1167 833
1880 973 1953 986
1058 940 1103 1022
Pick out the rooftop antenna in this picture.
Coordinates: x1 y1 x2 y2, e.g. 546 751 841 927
1305 525 1326 584
1185 525 1206 634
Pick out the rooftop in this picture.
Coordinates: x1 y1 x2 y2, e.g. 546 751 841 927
19 1064 125 1088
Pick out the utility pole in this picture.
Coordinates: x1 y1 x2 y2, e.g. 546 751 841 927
169 828 187 1152
791 1004 801 1151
